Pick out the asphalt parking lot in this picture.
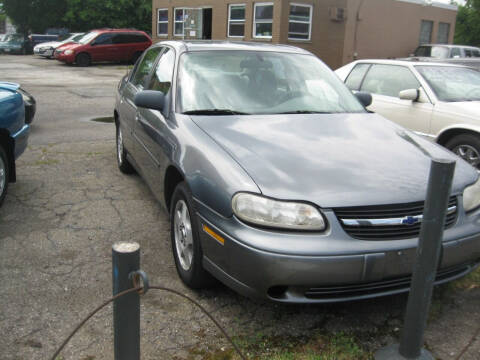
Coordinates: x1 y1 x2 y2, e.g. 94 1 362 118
0 54 479 360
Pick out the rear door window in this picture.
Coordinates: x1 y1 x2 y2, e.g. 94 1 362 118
360 64 420 97
450 47 461 58
130 47 163 89
345 63 371 91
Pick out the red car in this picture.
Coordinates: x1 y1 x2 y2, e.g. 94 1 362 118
54 29 152 66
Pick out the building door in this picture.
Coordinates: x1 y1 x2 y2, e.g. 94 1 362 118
202 8 212 39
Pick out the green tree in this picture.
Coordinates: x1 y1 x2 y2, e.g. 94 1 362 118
63 0 151 33
454 0 480 46
1 0 67 36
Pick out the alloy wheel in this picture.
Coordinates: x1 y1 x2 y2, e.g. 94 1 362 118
0 155 5 196
173 199 194 271
117 127 124 165
453 144 480 168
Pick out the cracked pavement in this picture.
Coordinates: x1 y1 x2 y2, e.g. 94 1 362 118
0 55 479 360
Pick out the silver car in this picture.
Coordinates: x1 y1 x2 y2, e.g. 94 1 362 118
114 41 480 303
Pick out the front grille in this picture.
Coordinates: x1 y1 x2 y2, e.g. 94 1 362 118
304 263 470 300
334 196 457 240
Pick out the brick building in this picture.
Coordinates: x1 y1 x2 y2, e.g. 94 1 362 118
151 0 457 68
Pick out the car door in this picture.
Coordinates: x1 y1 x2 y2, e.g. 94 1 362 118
133 47 176 197
357 64 433 134
118 46 163 163
88 33 115 61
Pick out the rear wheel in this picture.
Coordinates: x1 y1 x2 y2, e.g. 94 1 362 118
0 145 10 207
446 134 480 169
76 53 91 67
170 182 215 289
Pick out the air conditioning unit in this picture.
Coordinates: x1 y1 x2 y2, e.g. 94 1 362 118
329 7 347 22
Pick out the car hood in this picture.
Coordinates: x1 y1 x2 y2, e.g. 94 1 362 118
57 42 81 51
0 82 20 92
0 41 22 48
191 113 477 208
35 41 61 48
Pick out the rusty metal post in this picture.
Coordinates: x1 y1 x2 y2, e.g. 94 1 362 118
375 158 455 360
112 242 140 360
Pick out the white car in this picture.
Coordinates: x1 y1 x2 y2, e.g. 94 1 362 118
335 60 480 168
33 32 84 58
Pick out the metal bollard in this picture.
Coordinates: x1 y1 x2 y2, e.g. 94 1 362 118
112 242 141 360
375 158 455 360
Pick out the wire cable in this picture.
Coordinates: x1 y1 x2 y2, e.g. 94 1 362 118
49 285 246 360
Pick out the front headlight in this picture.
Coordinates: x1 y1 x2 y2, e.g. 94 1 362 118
17 88 31 104
64 49 74 55
232 193 326 231
463 178 480 212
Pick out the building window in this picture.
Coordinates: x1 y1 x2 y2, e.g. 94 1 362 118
174 8 185 36
419 20 433 45
157 9 168 36
228 4 246 37
437 22 450 44
288 3 312 40
253 3 274 38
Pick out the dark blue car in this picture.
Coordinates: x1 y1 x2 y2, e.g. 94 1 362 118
0 82 30 206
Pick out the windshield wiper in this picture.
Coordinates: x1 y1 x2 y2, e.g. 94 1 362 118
273 110 331 114
182 109 250 115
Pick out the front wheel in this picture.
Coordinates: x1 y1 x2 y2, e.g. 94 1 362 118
446 134 480 169
170 182 214 289
76 53 91 67
116 125 134 174
0 145 10 207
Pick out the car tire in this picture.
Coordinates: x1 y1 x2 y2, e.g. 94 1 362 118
170 182 215 289
76 53 91 67
445 134 480 169
116 125 134 174
0 145 10 207
131 51 143 65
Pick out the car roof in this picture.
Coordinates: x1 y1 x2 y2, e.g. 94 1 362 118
418 44 480 50
351 59 471 68
90 28 147 34
152 40 312 55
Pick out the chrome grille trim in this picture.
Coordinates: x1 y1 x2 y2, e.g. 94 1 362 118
341 205 456 227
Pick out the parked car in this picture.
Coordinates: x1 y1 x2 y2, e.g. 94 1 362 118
55 29 151 66
34 32 85 58
0 34 29 54
28 34 59 51
114 41 480 303
0 82 31 206
335 60 480 169
404 44 480 70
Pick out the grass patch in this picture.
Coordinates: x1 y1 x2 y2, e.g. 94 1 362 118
449 266 480 291
190 331 371 360
34 159 59 166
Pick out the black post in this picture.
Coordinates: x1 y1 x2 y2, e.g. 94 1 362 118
112 242 141 360
375 158 455 360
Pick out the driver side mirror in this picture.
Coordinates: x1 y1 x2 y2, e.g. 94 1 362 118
354 91 372 107
134 90 165 111
399 89 419 101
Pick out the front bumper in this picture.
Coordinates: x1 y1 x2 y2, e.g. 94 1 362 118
11 124 30 159
34 47 54 57
195 197 480 303
54 52 75 63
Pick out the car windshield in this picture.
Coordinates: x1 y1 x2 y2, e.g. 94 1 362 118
414 46 449 59
64 33 85 43
79 32 98 44
177 51 366 115
4 34 23 43
416 65 480 102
